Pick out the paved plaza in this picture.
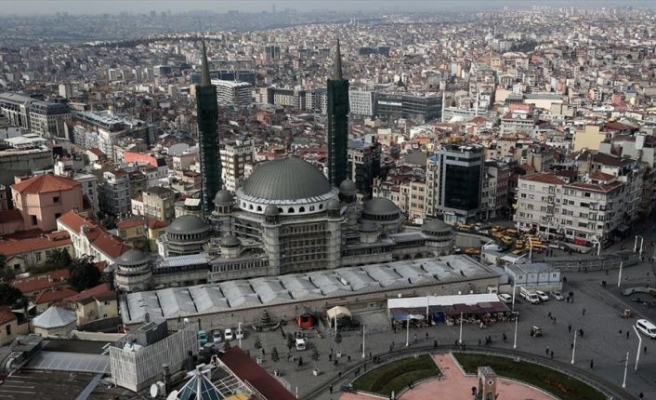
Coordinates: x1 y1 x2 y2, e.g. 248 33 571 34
219 226 656 400
337 353 558 400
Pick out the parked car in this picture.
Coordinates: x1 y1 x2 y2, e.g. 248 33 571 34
198 329 208 345
530 326 543 337
212 330 223 343
224 328 234 341
498 293 512 304
234 328 245 339
550 291 564 301
535 291 550 302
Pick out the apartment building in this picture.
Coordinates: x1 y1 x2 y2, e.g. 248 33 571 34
515 171 628 245
347 135 381 199
99 170 131 217
481 161 511 221
349 89 377 117
426 144 484 224
0 92 70 137
211 79 252 106
220 138 254 192
141 186 176 223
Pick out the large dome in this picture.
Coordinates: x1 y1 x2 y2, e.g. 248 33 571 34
116 249 149 266
166 215 209 235
362 198 400 216
241 158 333 201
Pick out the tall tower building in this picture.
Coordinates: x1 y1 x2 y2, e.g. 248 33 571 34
196 40 222 215
326 39 350 187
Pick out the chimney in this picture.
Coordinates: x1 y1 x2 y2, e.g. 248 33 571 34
162 363 171 390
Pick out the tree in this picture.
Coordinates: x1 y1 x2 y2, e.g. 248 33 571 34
311 347 320 363
286 333 295 352
271 347 279 362
68 256 101 292
254 335 262 349
0 284 24 308
334 331 342 347
1 267 15 281
42 248 73 272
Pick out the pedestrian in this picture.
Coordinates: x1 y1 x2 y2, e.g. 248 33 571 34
619 329 622 335
339 371 342 379
590 359 594 369
550 350 554 359
579 329 584 337
425 332 429 341
548 312 552 319
348 355 351 362
433 340 438 349
329 384 333 394
478 339 482 346
568 324 572 333
627 331 630 340
262 348 266 356
582 308 586 316
570 343 574 350
455 339 458 346
392 341 395 349
546 346 550 355
639 392 644 399
364 363 367 372
329 354 332 362
644 346 647 354
414 333 417 343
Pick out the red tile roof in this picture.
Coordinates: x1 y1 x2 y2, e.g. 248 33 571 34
116 218 143 229
58 211 131 261
34 288 79 305
589 171 616 182
0 306 16 325
12 175 80 194
220 347 296 400
11 269 70 295
66 283 116 304
566 180 624 193
521 172 565 185
147 219 168 229
0 234 72 258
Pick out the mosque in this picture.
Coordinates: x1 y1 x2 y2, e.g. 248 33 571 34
112 157 454 292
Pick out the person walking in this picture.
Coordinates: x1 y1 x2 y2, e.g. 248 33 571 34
329 384 333 394
546 346 550 355
582 308 586 316
550 350 554 359
627 331 630 340
590 359 594 370
568 324 572 333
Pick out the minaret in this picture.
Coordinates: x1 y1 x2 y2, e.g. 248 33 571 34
196 40 221 216
326 39 349 188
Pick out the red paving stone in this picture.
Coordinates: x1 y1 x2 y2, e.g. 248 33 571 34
339 353 558 400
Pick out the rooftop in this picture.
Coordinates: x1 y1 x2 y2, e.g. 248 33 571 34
12 174 80 194
121 255 497 324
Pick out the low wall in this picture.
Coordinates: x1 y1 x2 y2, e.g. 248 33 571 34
71 330 125 342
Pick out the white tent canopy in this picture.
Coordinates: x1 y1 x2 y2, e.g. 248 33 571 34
326 306 351 320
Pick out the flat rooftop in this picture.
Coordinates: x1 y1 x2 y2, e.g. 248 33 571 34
120 255 499 324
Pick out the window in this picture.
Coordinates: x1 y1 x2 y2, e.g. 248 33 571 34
5 324 10 336
53 196 60 203
35 252 41 262
30 215 37 225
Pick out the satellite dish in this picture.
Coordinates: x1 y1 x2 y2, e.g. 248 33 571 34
150 383 159 398
166 390 179 400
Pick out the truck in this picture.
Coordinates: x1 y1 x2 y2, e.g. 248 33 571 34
295 338 307 351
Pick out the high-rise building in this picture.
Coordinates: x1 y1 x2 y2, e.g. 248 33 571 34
196 41 222 216
326 39 349 187
220 138 254 192
347 135 381 199
426 144 484 224
210 79 252 106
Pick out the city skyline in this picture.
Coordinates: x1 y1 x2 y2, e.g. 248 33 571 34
0 0 648 16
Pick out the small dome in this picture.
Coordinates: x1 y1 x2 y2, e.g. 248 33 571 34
327 199 340 210
167 215 209 235
422 219 451 234
116 249 149 266
220 235 241 247
339 179 357 196
359 221 380 233
214 190 234 205
264 204 279 216
362 198 400 217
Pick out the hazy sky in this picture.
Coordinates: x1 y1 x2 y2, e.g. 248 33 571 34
0 0 639 16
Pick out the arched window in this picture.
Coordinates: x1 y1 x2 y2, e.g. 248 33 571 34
257 206 262 212
249 204 254 210
299 206 305 212
319 204 324 210
288 207 295 213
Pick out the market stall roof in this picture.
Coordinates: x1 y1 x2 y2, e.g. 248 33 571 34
326 306 351 319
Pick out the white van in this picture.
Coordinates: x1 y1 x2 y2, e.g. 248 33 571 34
636 319 656 339
519 287 540 304
295 338 307 351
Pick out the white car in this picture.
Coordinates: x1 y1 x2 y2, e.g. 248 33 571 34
550 291 564 301
234 328 244 339
535 291 549 302
212 330 223 343
497 293 512 304
224 328 234 341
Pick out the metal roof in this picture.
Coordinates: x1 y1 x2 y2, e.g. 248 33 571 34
25 351 110 374
120 255 499 325
240 158 333 201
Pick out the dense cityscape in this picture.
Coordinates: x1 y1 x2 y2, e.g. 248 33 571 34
0 2 655 399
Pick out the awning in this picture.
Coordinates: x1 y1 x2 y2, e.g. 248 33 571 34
326 306 351 320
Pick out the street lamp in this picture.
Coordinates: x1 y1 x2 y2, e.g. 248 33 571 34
513 314 518 349
633 325 642 371
458 312 464 344
528 240 533 263
622 351 629 388
405 314 410 347
618 262 624 288
571 329 577 364
511 281 517 311
635 235 644 260
362 325 366 358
